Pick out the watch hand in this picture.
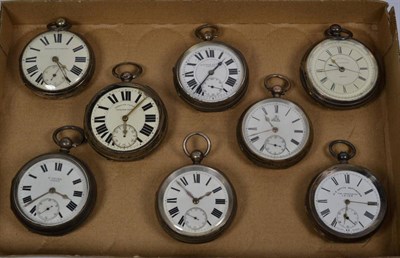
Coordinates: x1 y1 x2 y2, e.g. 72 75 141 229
195 60 224 93
53 190 71 200
328 63 360 74
266 143 283 148
177 181 196 200
348 200 377 205
24 188 53 207
186 213 199 220
208 85 224 91
248 129 273 137
38 206 54 215
122 96 148 121
285 147 291 153
347 218 356 226
52 56 71 83
50 67 61 82
197 191 213 202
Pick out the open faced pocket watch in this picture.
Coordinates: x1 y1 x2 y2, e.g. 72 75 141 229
11 126 96 235
20 18 95 98
156 132 237 243
84 62 168 161
300 24 382 109
173 24 249 112
237 74 313 169
306 140 387 242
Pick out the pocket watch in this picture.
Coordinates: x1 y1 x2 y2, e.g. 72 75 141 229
20 18 95 98
306 140 387 242
10 126 97 235
300 24 382 109
84 62 168 161
173 24 249 112
156 132 237 243
237 74 313 168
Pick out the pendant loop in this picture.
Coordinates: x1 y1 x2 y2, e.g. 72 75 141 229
325 24 353 40
264 74 291 98
194 24 219 41
53 125 86 153
328 140 357 163
112 62 143 82
183 132 212 164
47 18 72 31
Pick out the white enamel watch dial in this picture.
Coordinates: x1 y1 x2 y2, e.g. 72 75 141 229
85 63 167 161
157 132 236 243
301 24 381 109
238 75 312 168
174 24 248 111
11 126 96 235
307 140 386 242
20 18 94 98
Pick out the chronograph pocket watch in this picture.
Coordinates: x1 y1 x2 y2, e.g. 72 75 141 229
156 132 237 243
11 126 97 236
173 24 249 112
19 18 95 98
306 140 387 242
84 62 168 161
237 74 313 169
300 24 382 109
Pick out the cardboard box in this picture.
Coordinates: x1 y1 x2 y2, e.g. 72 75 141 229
0 0 399 256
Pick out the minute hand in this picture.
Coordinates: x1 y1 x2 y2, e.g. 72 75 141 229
195 60 224 92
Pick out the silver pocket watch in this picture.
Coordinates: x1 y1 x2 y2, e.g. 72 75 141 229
173 24 249 112
11 126 97 235
300 24 382 109
306 140 387 242
84 62 168 161
237 74 313 168
156 132 237 243
20 18 95 98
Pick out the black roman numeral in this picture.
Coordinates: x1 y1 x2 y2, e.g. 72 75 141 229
180 176 189 186
73 191 83 197
326 50 332 56
206 177 212 186
331 177 339 185
185 71 194 77
169 207 179 218
359 76 366 81
66 36 74 45
344 174 350 184
195 85 203 95
59 212 63 218
225 77 236 87
229 68 238 75
22 186 32 191
30 205 36 215
30 47 40 52
364 211 375 220
73 178 82 185
187 79 198 89
94 116 106 123
337 46 342 54
27 65 38 75
251 136 260 143
140 123 154 136
320 77 328 83
66 201 78 211
205 49 215 58
98 105 109 111
275 105 279 113
215 199 226 205
195 53 204 61
55 162 63 172
73 45 84 52
331 218 337 227
320 208 330 217
213 186 222 193
225 59 234 66
70 65 83 76
75 57 87 62
25 57 37 63
40 37 50 46
35 73 44 85
29 174 37 179
67 168 74 176
193 173 200 183
317 199 327 203
121 90 131 101
211 208 223 218
96 124 108 135
105 133 113 145
145 114 156 122
135 94 142 103
108 94 118 104
364 189 373 195
41 164 48 172
178 216 185 226
171 187 180 192
166 198 177 203
23 196 32 204
142 103 153 111
291 139 299 145
54 33 62 43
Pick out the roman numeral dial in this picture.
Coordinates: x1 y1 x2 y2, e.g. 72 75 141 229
176 41 247 110
158 167 236 241
86 84 166 160
311 170 385 237
20 28 93 96
304 35 379 104
11 155 94 231
239 98 311 166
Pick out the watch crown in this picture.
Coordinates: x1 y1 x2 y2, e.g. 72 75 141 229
190 150 204 164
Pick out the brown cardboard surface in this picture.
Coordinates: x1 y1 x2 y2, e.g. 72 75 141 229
0 0 399 257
